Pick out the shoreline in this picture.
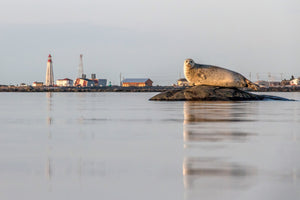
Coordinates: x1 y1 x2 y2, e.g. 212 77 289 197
1 85 300 92
0 86 176 92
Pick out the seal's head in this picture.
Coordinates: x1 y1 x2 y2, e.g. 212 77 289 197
184 58 195 69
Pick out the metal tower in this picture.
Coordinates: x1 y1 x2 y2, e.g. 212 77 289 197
45 54 54 86
78 54 84 78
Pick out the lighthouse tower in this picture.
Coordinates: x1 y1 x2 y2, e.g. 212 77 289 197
45 54 54 86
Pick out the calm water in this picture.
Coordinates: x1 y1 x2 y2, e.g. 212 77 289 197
0 92 299 200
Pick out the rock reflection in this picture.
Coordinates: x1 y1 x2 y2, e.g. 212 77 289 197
183 101 255 143
184 129 254 142
183 101 254 124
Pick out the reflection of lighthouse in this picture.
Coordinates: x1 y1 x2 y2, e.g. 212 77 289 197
45 54 54 86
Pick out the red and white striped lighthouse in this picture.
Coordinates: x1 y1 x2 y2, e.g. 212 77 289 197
45 54 54 86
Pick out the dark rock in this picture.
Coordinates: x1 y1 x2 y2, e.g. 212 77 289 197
149 86 294 101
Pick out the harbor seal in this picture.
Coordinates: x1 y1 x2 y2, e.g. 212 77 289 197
184 58 259 90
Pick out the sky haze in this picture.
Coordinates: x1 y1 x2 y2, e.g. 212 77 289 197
1 0 299 85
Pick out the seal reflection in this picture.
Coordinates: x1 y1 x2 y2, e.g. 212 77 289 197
183 101 257 199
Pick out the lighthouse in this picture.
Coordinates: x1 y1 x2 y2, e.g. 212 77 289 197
45 54 54 86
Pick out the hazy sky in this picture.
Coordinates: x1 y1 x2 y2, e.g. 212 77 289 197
1 0 300 85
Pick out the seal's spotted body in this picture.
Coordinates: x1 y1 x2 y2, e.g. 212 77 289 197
184 59 258 90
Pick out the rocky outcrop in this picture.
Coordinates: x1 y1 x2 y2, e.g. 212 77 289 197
149 86 293 101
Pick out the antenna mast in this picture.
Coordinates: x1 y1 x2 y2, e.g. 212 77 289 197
78 54 84 78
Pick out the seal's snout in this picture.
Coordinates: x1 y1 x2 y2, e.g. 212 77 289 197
185 59 194 68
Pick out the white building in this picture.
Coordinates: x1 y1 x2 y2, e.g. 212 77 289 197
290 78 300 86
32 82 43 87
56 78 73 87
177 78 189 86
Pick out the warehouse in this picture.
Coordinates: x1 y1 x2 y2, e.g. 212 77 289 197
122 78 153 87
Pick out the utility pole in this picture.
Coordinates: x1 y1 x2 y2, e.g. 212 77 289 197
280 73 283 80
120 73 122 87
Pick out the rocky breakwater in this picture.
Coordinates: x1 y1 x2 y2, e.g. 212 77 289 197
0 86 175 92
149 85 293 101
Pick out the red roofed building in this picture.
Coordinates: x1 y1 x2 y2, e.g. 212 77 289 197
32 81 44 87
122 78 153 87
56 78 73 87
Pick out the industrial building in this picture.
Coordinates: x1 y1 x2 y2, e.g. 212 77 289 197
74 78 96 87
56 78 73 87
74 74 107 87
122 78 153 87
89 74 106 86
97 79 107 87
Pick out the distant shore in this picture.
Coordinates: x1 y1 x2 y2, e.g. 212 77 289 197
0 85 300 92
0 86 176 92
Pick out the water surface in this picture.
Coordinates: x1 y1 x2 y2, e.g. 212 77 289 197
0 92 299 200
